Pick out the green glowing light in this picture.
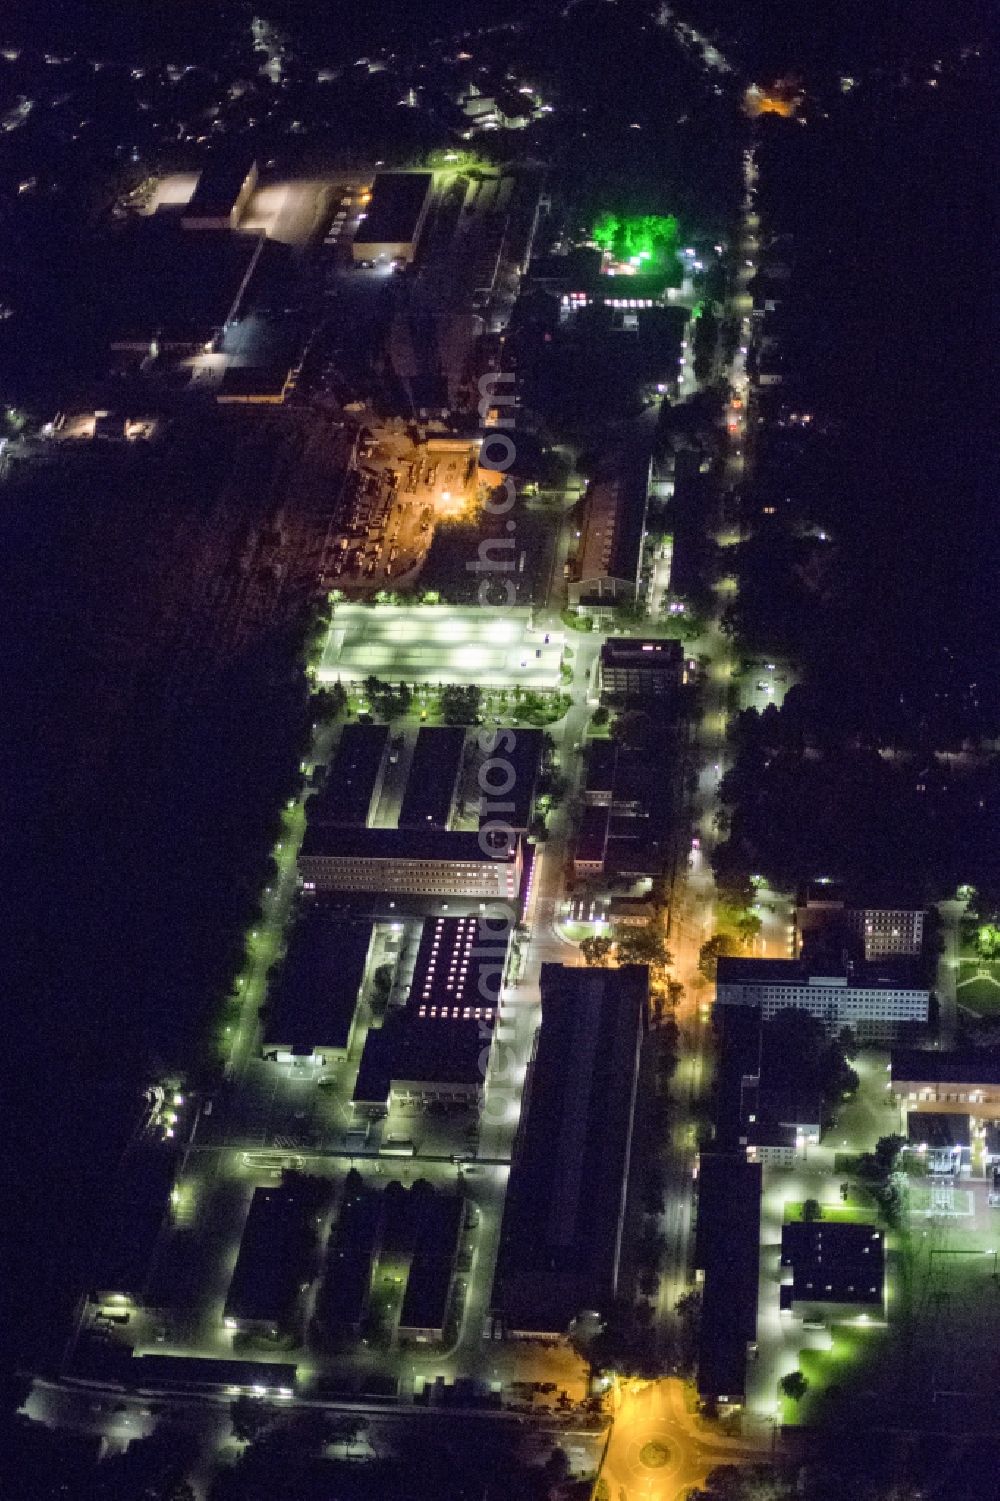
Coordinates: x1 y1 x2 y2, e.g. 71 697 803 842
591 212 682 277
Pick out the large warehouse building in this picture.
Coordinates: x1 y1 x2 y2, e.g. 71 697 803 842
491 964 648 1339
352 172 433 265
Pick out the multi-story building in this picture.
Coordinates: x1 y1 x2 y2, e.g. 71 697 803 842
846 904 925 960
715 957 929 1039
298 827 522 904
598 637 683 702
795 884 925 961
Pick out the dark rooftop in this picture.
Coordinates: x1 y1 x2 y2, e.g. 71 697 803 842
584 739 618 798
357 172 432 246
780 1221 884 1306
107 219 267 345
300 825 516 865
408 914 509 1020
906 1111 971 1149
717 955 925 989
474 726 543 833
600 636 684 671
262 913 372 1055
94 1146 175 1297
310 723 389 827
575 804 610 865
712 1006 762 1151
491 964 647 1336
225 1179 326 1328
130 1355 297 1393
353 1013 492 1105
399 1187 464 1335
183 150 257 219
399 726 465 829
317 1176 381 1332
695 1153 762 1400
892 1048 1000 1088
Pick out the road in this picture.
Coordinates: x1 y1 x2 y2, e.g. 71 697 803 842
601 139 768 1499
600 1378 761 1501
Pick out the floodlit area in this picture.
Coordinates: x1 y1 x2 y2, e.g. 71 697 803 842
141 173 199 213
140 172 359 247
317 604 565 691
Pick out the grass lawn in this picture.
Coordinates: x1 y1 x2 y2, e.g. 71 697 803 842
783 1200 872 1225
785 1324 889 1425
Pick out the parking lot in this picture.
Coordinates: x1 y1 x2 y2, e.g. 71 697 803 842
329 429 479 590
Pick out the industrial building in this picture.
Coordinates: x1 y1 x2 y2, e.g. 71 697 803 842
694 1153 762 1407
298 825 522 905
181 150 258 231
398 1188 465 1344
779 1222 884 1319
316 1175 382 1336
128 1355 297 1398
261 913 373 1063
582 739 617 806
491 964 647 1339
408 914 509 1021
568 449 651 609
573 739 670 883
715 956 929 1039
224 1177 327 1336
107 218 266 353
309 723 390 827
598 637 684 701
890 1048 1000 1118
352 1013 491 1114
93 1147 176 1301
352 172 433 265
471 727 544 835
353 913 511 1113
398 727 466 829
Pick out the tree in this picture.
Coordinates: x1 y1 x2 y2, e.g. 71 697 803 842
313 680 347 720
698 932 736 981
616 926 671 971
440 684 482 724
579 934 613 967
688 1464 793 1501
801 1198 822 1222
370 962 394 1013
734 909 762 948
591 705 610 728
873 1134 906 1175
779 1371 809 1403
674 1289 702 1376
